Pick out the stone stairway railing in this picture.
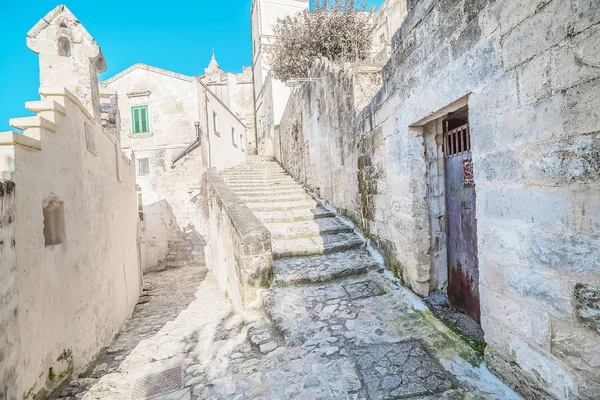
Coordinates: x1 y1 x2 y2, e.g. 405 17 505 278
205 168 273 311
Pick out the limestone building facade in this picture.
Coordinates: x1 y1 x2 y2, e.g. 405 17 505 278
104 63 247 273
251 0 310 158
275 0 600 398
0 6 141 398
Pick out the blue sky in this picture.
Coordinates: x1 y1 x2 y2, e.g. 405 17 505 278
0 0 383 131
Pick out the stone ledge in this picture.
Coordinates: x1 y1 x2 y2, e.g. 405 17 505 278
9 116 56 133
0 131 42 151
25 99 66 115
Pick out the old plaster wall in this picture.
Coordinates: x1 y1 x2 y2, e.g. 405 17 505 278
202 65 256 153
0 88 140 398
0 180 19 400
106 66 246 272
0 6 141 397
277 0 600 397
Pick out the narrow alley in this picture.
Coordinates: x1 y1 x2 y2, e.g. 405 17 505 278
53 159 520 400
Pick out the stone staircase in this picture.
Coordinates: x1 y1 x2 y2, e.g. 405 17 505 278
220 157 381 287
153 228 205 271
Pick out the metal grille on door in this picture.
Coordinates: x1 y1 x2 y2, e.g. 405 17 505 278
444 124 470 158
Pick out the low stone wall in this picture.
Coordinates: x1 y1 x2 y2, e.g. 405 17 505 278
206 169 272 310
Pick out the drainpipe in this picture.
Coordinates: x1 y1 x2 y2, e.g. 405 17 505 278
171 122 202 168
203 86 212 168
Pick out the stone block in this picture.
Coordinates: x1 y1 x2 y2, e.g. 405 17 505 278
478 219 527 268
470 70 519 115
502 0 568 69
474 149 520 183
551 317 600 377
450 19 483 60
517 50 552 103
565 78 600 135
508 334 577 399
571 188 600 236
522 133 600 184
552 25 600 92
570 0 600 34
529 231 600 275
480 186 569 229
503 267 573 315
574 284 600 335
480 287 551 348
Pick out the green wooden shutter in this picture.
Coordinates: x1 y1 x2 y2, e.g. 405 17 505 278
141 107 148 133
131 106 149 134
132 107 140 133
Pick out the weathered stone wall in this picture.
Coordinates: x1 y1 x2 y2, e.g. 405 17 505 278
206 169 272 311
0 6 141 398
0 180 19 400
277 0 600 397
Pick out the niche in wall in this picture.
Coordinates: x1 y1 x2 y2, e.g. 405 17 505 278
43 199 65 246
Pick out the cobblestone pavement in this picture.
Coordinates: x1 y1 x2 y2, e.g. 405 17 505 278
56 158 522 399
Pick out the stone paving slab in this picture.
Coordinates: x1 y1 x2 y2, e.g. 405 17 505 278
264 271 522 400
273 248 382 286
272 232 364 258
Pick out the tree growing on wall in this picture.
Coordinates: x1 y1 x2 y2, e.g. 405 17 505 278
270 0 375 82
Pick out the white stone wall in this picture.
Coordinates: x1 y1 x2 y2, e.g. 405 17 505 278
202 66 256 153
0 181 19 400
277 0 600 397
105 65 246 272
0 7 141 397
1 85 140 398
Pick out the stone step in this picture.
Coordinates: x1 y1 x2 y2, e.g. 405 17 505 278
246 199 319 212
265 217 354 239
221 172 289 179
254 207 335 223
273 248 381 286
224 179 298 187
226 183 300 191
272 232 364 258
238 194 312 204
234 188 308 198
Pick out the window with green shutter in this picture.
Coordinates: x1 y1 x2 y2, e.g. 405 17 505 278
131 106 150 134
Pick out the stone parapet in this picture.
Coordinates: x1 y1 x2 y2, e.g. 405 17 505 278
206 168 273 310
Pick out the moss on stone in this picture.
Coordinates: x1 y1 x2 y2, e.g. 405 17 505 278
413 308 483 367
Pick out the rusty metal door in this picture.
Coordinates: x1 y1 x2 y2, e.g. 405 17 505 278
444 122 481 323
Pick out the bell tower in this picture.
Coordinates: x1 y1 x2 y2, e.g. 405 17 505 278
26 5 107 120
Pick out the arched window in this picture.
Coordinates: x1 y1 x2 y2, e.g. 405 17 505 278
58 36 71 57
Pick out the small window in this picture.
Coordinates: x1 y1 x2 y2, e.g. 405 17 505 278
43 200 65 246
138 157 150 176
131 106 150 134
380 33 385 44
58 36 71 57
232 127 237 147
240 133 243 150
